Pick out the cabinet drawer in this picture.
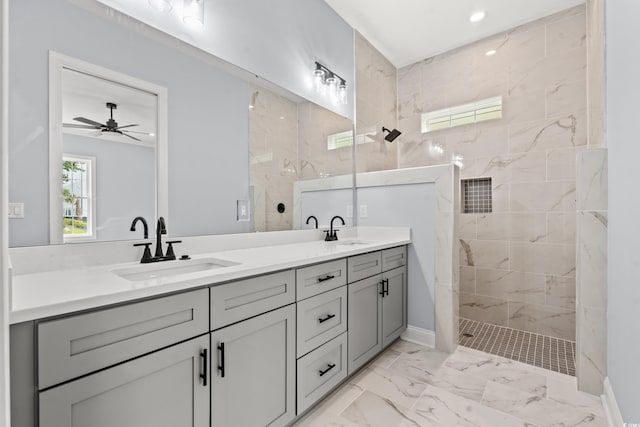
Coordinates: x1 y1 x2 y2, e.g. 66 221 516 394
296 332 348 414
210 270 295 330
382 246 406 271
347 251 382 283
296 259 347 301
296 286 347 357
38 288 209 390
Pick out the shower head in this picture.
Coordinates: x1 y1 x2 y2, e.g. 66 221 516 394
382 127 402 142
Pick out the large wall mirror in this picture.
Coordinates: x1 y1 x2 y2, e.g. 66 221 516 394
8 0 354 247
49 52 168 244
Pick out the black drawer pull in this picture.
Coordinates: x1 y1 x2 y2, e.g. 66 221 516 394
318 313 336 324
318 274 335 283
200 349 208 386
318 363 336 376
217 343 225 378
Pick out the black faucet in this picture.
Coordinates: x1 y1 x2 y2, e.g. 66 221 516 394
132 216 182 263
155 217 167 258
130 216 149 239
306 215 319 229
324 215 345 241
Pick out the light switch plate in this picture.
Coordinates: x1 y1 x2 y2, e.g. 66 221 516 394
359 204 368 218
9 203 24 219
237 200 250 221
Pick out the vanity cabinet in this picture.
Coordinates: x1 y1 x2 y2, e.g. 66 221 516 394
39 334 210 427
347 247 407 374
11 245 408 427
210 304 296 427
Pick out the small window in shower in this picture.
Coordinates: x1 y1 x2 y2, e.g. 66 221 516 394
462 177 492 214
421 96 502 133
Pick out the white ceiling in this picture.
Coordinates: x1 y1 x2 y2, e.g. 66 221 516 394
324 0 586 67
62 68 157 146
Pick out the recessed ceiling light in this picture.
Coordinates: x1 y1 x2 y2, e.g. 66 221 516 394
485 50 497 56
469 11 486 23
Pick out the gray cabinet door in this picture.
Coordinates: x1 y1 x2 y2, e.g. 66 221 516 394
39 335 210 427
211 304 295 427
382 266 407 348
347 274 383 374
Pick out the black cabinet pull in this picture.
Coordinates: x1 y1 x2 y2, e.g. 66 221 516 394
217 343 225 378
200 348 208 386
318 274 335 283
384 278 389 296
318 363 336 377
318 313 336 324
379 279 385 297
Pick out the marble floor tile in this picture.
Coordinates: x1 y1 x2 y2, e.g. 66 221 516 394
370 349 402 368
401 385 534 427
481 381 606 427
387 347 451 383
352 366 428 408
341 391 416 427
296 340 606 427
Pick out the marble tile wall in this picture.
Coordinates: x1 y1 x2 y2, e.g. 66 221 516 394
587 0 606 149
250 87 353 232
396 6 589 341
249 84 299 231
354 32 398 173
576 148 607 395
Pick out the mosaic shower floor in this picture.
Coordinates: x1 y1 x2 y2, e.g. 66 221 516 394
459 317 577 376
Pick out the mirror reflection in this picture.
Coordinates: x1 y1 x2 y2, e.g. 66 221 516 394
56 62 160 243
249 84 353 232
7 0 354 247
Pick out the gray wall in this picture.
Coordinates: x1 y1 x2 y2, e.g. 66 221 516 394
63 134 155 242
606 0 640 421
97 0 355 121
9 0 251 246
357 184 436 331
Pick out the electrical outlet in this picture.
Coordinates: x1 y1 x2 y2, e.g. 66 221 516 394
8 203 24 219
237 200 250 221
359 204 368 218
346 205 353 218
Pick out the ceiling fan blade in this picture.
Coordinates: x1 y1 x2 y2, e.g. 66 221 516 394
115 124 139 130
73 117 105 128
122 132 142 142
122 130 153 135
63 123 98 129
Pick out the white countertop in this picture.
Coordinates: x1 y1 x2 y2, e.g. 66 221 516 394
10 228 410 324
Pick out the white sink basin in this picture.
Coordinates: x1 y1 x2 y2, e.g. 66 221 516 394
113 258 240 281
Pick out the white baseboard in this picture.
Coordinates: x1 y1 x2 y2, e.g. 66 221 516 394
602 377 624 427
401 325 435 348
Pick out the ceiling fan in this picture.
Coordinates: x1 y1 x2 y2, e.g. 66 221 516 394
63 102 150 142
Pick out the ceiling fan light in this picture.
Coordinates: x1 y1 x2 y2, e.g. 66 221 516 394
183 0 204 27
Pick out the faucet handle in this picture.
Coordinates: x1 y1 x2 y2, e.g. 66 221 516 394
165 240 182 260
133 242 153 263
323 230 332 241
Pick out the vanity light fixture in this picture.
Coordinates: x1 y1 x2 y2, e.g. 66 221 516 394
313 61 348 105
148 0 172 12
183 0 204 27
469 11 486 23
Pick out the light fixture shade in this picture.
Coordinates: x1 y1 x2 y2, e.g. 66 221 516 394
148 0 172 12
313 67 325 94
338 81 348 105
183 0 204 27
